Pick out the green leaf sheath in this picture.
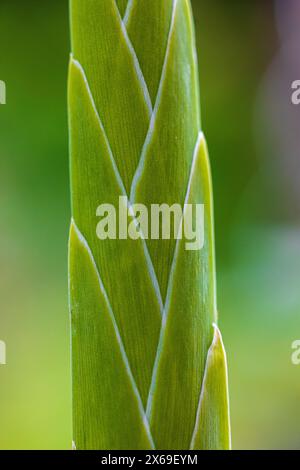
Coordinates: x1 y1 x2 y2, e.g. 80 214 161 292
147 136 217 449
69 59 162 408
69 0 231 450
69 222 154 450
115 0 128 18
190 325 231 450
70 0 151 194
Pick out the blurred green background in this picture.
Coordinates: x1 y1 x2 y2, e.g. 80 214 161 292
0 0 299 450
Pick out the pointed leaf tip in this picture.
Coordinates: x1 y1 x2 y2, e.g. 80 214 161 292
190 324 231 450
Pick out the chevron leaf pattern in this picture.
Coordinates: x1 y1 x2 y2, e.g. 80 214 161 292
69 0 231 450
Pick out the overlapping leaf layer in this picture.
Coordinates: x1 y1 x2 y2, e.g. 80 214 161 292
69 0 230 450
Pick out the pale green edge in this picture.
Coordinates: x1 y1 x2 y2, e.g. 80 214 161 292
190 324 231 450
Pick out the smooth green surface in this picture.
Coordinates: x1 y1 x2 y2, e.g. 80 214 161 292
191 325 231 450
69 0 230 449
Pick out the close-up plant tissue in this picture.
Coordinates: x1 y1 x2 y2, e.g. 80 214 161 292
0 0 299 455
